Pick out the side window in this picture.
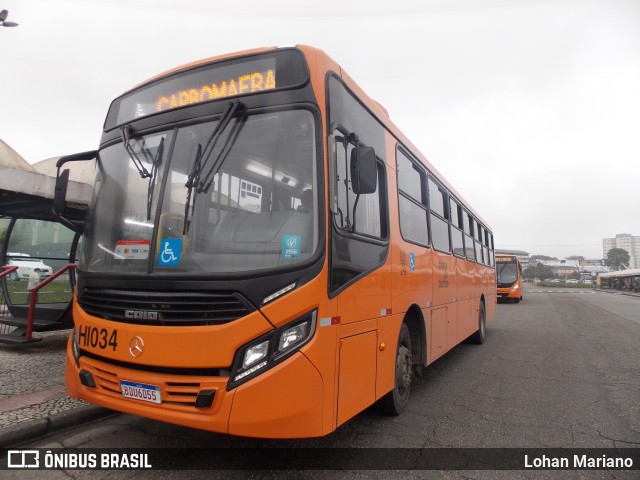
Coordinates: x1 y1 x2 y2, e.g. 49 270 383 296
482 228 490 266
397 148 428 246
474 219 483 263
449 198 464 257
488 233 495 266
428 177 450 253
428 178 447 218
334 131 385 239
463 210 475 260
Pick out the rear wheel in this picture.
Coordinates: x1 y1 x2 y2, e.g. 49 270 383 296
469 301 486 344
379 323 412 415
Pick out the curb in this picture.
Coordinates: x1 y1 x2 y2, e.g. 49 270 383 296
0 405 116 448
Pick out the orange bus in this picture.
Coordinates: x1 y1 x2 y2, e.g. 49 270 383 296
496 255 523 303
59 45 496 438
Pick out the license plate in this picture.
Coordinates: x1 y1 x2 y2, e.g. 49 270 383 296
120 380 161 404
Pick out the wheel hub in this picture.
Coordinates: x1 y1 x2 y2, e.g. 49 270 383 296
398 345 412 389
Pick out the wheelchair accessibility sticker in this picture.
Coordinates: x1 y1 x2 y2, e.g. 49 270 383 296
158 238 182 266
282 234 301 259
409 252 416 271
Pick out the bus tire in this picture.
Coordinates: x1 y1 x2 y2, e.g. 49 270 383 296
514 298 520 304
469 301 486 344
379 322 412 416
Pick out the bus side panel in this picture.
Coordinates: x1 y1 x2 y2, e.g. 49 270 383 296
453 257 472 342
428 306 447 362
486 278 497 321
432 250 456 307
336 328 377 426
458 258 476 339
431 250 457 352
375 313 403 400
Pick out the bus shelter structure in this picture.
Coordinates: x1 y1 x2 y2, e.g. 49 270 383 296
0 139 93 343
597 269 640 292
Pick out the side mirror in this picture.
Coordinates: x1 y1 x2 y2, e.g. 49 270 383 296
51 150 97 233
54 168 70 214
350 145 377 195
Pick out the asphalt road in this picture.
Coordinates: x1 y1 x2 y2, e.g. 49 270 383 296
4 287 640 478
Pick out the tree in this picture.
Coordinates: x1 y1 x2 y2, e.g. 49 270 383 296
604 248 630 271
569 271 582 280
523 262 554 280
567 255 585 262
537 264 554 280
523 265 537 279
530 254 558 262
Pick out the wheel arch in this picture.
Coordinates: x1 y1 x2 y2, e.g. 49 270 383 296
403 304 426 367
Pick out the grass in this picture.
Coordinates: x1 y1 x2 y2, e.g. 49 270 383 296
3 278 72 305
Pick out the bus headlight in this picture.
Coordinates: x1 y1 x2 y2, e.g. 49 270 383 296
511 284 519 291
242 340 269 369
278 322 310 352
228 309 317 390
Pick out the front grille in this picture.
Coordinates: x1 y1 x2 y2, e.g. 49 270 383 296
78 288 255 326
90 362 211 408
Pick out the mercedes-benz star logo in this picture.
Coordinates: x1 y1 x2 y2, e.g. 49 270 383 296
128 336 145 357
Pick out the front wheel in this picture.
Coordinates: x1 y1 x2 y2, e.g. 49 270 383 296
379 323 412 415
468 301 486 344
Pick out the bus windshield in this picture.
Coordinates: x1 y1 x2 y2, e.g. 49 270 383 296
80 108 319 275
497 260 518 285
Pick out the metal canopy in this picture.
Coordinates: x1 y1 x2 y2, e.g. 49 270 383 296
0 139 93 222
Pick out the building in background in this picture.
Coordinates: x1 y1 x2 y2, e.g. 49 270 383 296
538 259 580 277
603 234 639 269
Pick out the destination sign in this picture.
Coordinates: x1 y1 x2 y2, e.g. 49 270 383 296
104 49 309 130
496 256 517 262
155 68 276 113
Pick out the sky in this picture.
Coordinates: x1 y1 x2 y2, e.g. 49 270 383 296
1 0 638 259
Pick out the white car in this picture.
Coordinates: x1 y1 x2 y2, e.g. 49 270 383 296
6 253 53 281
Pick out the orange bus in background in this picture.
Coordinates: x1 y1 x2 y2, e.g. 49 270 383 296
59 45 496 438
496 255 523 303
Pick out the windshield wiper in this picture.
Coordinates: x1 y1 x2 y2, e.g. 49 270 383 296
120 125 151 179
194 99 245 192
120 125 165 220
183 143 202 235
146 137 165 221
182 99 245 234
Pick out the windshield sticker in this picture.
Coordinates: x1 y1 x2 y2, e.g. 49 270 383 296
282 235 301 259
115 240 150 260
158 238 182 266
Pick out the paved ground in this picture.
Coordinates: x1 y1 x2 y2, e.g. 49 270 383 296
0 330 110 447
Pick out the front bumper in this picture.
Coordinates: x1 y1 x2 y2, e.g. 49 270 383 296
65 335 325 438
